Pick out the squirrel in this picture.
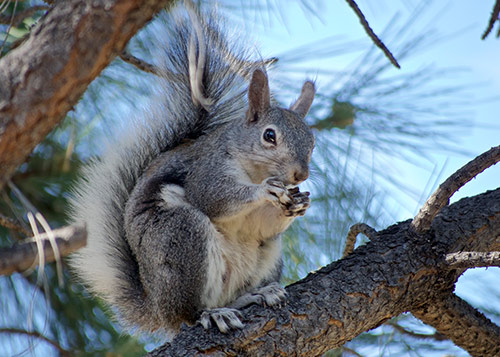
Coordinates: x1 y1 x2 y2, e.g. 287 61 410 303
69 4 315 336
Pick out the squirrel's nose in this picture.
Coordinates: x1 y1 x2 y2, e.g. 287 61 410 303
293 168 309 183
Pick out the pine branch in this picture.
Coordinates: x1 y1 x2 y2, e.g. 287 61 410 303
0 212 31 236
482 0 500 39
0 224 86 276
386 321 447 341
344 0 400 68
0 5 50 26
445 251 500 269
343 223 377 257
412 145 500 233
0 328 71 356
411 293 500 357
342 347 364 357
119 50 160 75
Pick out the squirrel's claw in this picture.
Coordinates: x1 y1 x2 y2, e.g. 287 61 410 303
263 177 293 206
284 190 311 217
230 282 286 309
199 307 244 333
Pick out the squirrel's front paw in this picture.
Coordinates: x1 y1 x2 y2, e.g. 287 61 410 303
262 177 293 207
198 307 244 333
284 189 310 217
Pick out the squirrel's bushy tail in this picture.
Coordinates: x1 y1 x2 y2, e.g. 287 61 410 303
69 5 265 332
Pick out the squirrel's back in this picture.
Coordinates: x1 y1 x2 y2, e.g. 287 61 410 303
68 6 267 331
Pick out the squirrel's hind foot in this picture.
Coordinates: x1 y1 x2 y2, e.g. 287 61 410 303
230 282 287 309
199 307 244 333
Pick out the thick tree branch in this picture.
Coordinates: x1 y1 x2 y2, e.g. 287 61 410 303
412 145 500 233
411 293 500 357
445 251 500 269
0 0 174 190
149 188 500 356
0 224 87 275
344 0 400 69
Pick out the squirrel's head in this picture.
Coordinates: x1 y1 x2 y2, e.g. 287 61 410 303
238 69 315 186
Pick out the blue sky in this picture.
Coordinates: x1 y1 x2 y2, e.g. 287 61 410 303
243 0 499 214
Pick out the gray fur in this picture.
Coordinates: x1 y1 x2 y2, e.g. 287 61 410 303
69 5 315 335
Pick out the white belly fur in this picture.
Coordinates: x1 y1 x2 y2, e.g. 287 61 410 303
208 202 293 307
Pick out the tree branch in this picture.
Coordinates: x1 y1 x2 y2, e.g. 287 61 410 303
386 321 447 341
445 251 500 269
342 347 364 357
411 145 500 233
149 188 500 356
482 0 500 39
0 328 71 356
343 223 377 258
119 50 161 75
0 0 174 190
0 224 87 275
344 0 400 69
411 293 500 357
0 5 50 26
0 212 31 236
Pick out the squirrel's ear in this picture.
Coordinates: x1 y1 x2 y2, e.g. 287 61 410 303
290 81 315 118
248 69 270 122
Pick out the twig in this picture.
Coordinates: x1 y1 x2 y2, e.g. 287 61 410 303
342 346 364 357
482 0 500 40
119 49 278 79
344 0 400 69
0 0 19 55
0 224 87 276
0 5 49 26
0 328 71 356
411 293 500 356
386 321 447 341
445 251 500 269
343 223 377 258
411 145 500 234
0 212 31 236
119 50 161 75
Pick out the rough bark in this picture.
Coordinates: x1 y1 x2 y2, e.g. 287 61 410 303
150 188 500 356
412 293 500 357
412 145 500 233
0 0 174 189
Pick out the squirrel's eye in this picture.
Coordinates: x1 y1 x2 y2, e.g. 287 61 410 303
263 128 277 144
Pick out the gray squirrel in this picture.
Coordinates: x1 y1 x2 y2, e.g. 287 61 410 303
69 5 315 336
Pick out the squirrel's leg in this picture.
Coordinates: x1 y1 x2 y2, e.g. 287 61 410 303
126 182 245 333
228 257 286 310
